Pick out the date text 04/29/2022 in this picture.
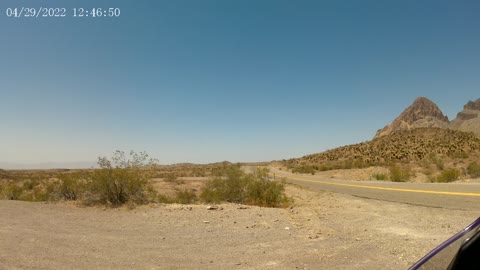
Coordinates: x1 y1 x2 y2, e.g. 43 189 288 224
5 7 121 18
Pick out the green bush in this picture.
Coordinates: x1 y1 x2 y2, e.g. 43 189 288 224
87 151 158 206
156 194 174 204
245 174 288 207
22 178 41 190
201 165 247 203
292 165 316 175
175 189 197 204
389 165 412 182
318 165 333 171
164 173 177 182
52 173 88 201
436 168 461 183
0 181 23 200
467 162 480 178
201 165 289 207
0 178 51 202
372 173 387 180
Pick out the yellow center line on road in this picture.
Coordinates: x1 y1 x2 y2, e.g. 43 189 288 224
270 173 480 197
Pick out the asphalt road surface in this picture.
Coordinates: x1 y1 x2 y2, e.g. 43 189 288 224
268 168 480 211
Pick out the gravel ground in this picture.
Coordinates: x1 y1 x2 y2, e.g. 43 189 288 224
0 184 477 269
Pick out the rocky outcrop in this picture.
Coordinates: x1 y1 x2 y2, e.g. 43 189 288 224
464 99 480 111
374 97 449 139
451 99 480 136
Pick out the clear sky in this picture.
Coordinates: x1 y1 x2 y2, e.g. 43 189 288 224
1 0 479 168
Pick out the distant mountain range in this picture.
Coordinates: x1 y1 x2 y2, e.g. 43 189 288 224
375 97 480 139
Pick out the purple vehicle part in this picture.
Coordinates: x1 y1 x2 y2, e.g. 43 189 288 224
410 217 480 270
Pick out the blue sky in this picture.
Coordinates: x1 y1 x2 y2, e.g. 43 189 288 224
1 0 479 168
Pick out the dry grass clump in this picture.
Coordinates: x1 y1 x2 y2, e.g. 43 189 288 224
372 173 388 180
175 189 197 204
292 165 317 175
434 168 462 183
467 162 480 178
389 164 413 182
201 165 290 208
0 180 23 200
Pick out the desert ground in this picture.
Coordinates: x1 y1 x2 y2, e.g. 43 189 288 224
1 179 477 270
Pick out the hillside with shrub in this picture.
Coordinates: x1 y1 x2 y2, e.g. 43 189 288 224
287 128 480 168
284 128 480 182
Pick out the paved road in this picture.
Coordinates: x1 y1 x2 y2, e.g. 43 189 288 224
268 168 480 211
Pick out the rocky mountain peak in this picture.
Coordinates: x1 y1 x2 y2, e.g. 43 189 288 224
450 98 480 135
405 97 449 123
374 97 449 139
464 98 480 111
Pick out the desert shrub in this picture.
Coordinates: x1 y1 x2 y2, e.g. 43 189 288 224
164 173 177 182
157 194 174 204
292 165 316 175
51 173 88 201
0 181 23 200
372 173 387 180
318 165 333 171
18 182 51 202
22 178 41 190
86 151 158 206
467 162 480 178
201 165 289 207
389 165 412 182
31 185 50 201
448 151 469 159
244 172 288 207
0 177 49 201
201 164 246 203
175 189 197 204
433 157 444 170
435 168 461 183
422 167 434 176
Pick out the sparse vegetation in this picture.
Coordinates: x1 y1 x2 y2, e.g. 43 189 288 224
284 128 480 173
1 154 289 208
434 158 445 171
0 181 23 200
435 168 461 183
467 162 480 178
389 165 412 182
164 173 178 182
87 151 158 206
51 173 88 201
292 165 317 175
175 189 197 204
0 151 158 206
448 151 469 159
372 173 387 180
201 165 290 207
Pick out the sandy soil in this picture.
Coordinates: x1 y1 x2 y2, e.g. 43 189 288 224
0 184 477 270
